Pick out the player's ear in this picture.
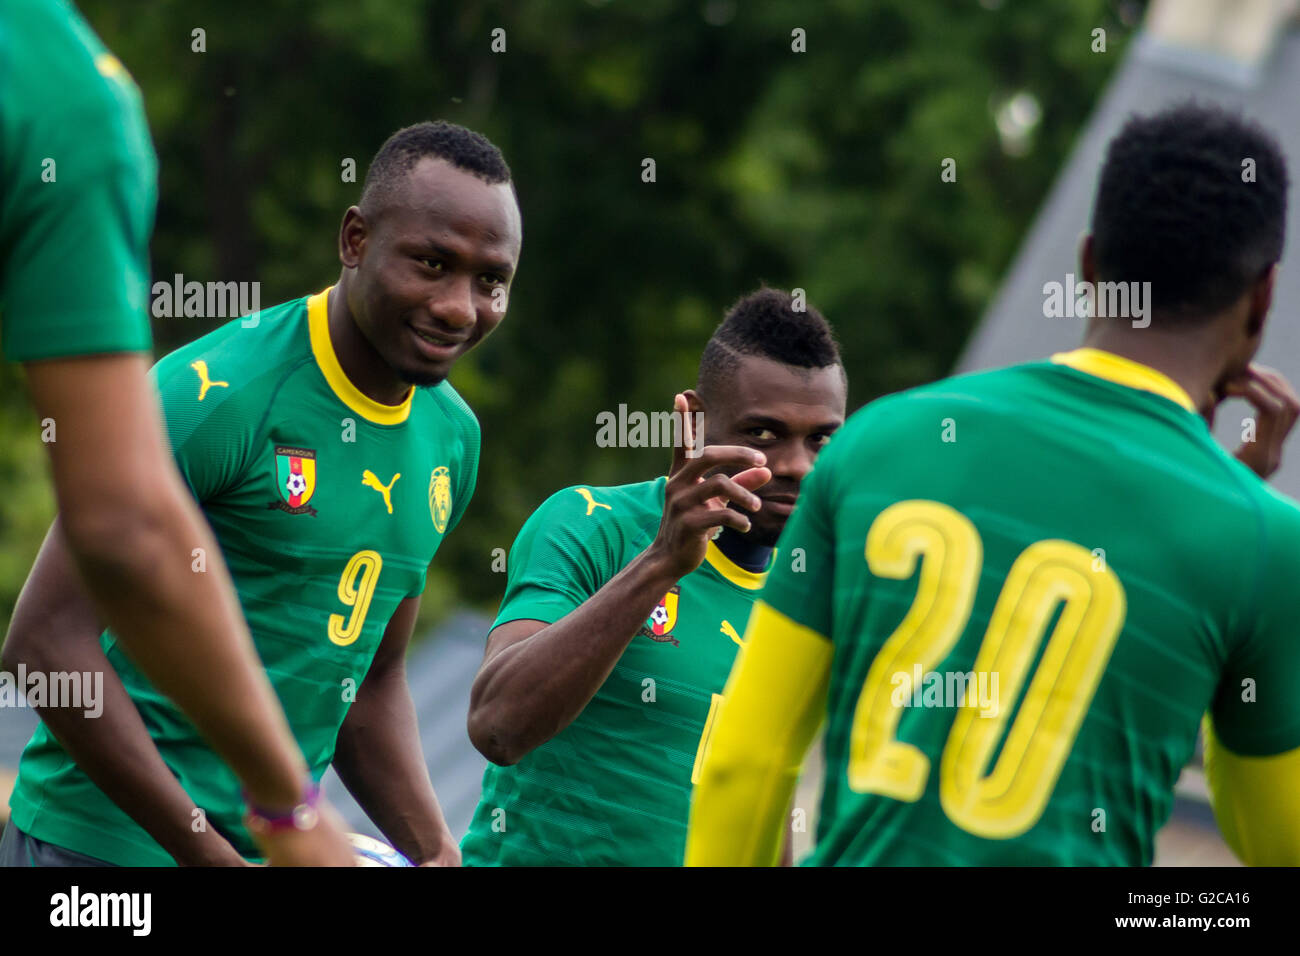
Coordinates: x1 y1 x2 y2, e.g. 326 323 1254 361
1245 262 1278 338
1079 233 1097 285
339 206 368 269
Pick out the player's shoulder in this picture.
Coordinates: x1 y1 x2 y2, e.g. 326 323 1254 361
830 359 1161 443
511 478 663 568
420 379 482 443
531 477 665 529
808 364 1069 488
151 295 312 409
820 369 1002 446
1241 473 1300 567
879 362 1055 410
1 0 148 161
1 1 103 99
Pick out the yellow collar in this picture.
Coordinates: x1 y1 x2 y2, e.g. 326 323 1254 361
1050 348 1195 412
307 287 413 425
704 540 771 591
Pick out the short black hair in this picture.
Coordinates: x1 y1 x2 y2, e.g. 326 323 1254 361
697 287 843 399
360 120 512 216
1090 102 1288 322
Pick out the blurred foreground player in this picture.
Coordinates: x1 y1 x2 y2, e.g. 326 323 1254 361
2 121 520 865
687 103 1300 866
462 289 846 865
0 0 352 864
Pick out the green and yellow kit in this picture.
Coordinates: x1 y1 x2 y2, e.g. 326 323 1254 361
0 0 155 361
460 478 769 866
10 289 479 864
707 348 1300 866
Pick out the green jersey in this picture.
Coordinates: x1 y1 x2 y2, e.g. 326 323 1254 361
1 0 155 360
761 349 1300 866
460 478 769 866
10 288 480 865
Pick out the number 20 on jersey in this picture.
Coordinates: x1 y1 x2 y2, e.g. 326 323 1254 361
848 500 1125 840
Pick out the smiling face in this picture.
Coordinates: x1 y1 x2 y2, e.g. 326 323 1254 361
692 354 847 546
340 157 522 387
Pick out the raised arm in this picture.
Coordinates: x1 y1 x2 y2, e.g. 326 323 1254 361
468 396 769 765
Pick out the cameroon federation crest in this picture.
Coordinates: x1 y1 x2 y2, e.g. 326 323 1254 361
637 586 680 646
269 445 318 516
429 466 453 533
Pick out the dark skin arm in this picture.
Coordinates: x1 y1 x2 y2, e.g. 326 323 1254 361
333 596 459 866
467 395 771 766
1 519 250 865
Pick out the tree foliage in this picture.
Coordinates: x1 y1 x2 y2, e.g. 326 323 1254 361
0 0 1140 633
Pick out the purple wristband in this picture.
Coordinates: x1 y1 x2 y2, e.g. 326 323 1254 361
244 782 321 835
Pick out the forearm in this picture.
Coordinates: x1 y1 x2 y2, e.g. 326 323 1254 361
5 635 242 864
471 548 680 762
334 668 453 864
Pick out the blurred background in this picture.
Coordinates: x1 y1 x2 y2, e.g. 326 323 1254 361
7 0 1297 865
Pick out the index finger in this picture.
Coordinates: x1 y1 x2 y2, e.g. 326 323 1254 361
1225 367 1297 419
1250 364 1300 412
669 393 690 478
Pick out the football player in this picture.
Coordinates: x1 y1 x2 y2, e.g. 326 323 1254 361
687 103 1300 866
2 121 520 866
461 288 846 865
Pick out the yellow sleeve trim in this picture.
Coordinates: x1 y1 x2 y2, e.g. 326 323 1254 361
685 600 832 866
1203 715 1300 866
308 287 414 425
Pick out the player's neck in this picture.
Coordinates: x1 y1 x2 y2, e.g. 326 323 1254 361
713 527 773 574
326 284 411 406
1080 324 1225 418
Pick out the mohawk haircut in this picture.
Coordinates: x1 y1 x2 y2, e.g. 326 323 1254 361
1090 102 1288 323
359 120 512 218
697 287 842 400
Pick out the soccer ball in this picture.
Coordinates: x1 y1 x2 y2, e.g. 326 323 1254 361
347 832 413 867
285 472 308 497
649 604 670 628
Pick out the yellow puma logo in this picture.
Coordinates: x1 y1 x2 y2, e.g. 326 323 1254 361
721 620 744 648
362 470 400 514
191 360 228 401
575 487 612 516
